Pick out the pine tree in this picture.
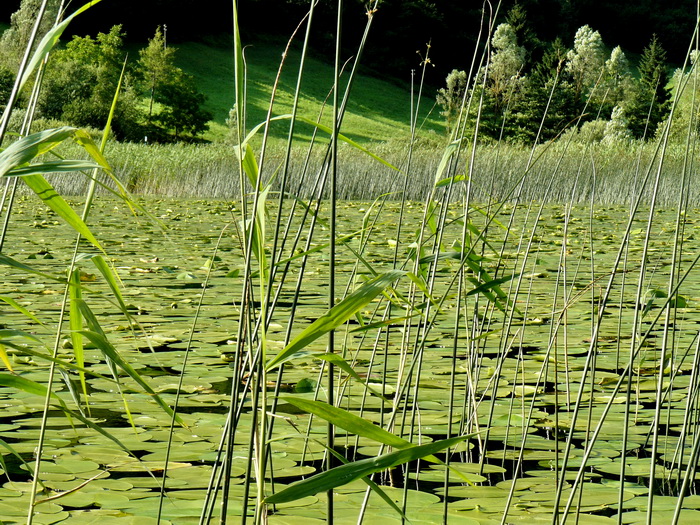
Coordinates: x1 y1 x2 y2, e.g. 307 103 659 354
625 35 670 139
512 39 578 142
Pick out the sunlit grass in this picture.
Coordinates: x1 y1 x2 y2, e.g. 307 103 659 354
175 38 444 144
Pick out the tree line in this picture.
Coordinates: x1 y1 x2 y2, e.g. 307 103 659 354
436 4 678 145
0 0 212 142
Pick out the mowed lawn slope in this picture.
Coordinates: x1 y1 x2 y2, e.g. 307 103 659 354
174 39 445 144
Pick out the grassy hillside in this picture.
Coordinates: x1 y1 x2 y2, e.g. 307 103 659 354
173 38 446 145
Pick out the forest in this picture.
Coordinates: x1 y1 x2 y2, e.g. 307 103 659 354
1 1 694 145
2 1 696 75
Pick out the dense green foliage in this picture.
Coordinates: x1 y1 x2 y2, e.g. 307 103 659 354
0 1 212 142
437 9 675 145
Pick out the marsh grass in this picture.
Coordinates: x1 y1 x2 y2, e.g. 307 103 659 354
3 1 700 525
41 139 700 206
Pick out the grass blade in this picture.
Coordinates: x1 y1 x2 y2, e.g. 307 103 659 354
265 269 405 371
264 434 471 504
22 174 103 251
77 328 184 427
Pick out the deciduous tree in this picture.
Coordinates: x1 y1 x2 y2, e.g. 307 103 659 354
138 27 212 141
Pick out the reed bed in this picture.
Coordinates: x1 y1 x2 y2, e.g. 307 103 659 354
43 139 700 206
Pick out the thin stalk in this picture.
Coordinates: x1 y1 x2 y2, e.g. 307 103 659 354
325 1 342 520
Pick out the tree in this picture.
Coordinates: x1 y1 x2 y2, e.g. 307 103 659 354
506 3 541 66
512 38 579 142
436 69 468 134
155 69 212 139
565 25 606 103
476 23 527 140
0 0 60 70
625 35 671 139
602 105 632 144
0 67 14 111
39 25 142 141
603 46 632 108
138 27 211 141
138 26 176 120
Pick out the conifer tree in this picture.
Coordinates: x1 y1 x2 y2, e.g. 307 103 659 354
625 35 670 139
512 38 578 142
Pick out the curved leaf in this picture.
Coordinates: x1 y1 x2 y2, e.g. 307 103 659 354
265 269 405 371
264 434 471 504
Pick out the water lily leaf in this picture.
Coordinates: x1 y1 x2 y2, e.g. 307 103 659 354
265 270 405 371
264 434 471 504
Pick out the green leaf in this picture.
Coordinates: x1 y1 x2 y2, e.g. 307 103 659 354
22 173 103 251
466 272 519 297
234 143 260 189
6 160 102 177
280 397 409 449
0 374 68 411
433 139 460 186
325 445 411 523
0 253 63 282
0 435 38 482
69 270 88 402
89 255 129 313
295 115 402 173
314 354 389 401
77 327 185 427
0 128 77 176
435 173 468 188
265 270 405 371
264 434 471 504
0 296 43 325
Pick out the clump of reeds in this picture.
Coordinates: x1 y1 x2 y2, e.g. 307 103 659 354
3 1 700 524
